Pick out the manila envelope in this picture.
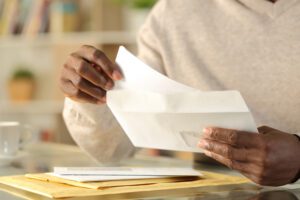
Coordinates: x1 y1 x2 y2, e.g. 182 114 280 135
0 171 251 199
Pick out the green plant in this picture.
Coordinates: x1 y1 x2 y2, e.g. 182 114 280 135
132 0 157 8
11 68 34 80
114 0 157 9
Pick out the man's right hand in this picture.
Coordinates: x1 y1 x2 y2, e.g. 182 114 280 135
59 45 123 104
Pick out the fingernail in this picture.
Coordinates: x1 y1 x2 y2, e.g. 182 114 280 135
105 81 114 90
112 70 123 80
198 139 209 149
203 128 211 134
101 96 107 102
203 150 211 157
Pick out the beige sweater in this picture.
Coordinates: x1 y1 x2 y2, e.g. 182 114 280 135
63 0 300 163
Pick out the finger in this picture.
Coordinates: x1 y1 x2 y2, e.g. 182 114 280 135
63 67 106 101
67 55 114 90
77 45 123 80
198 139 257 162
202 127 262 148
203 150 246 170
203 150 261 175
199 139 267 164
92 63 103 72
60 80 101 104
73 78 106 102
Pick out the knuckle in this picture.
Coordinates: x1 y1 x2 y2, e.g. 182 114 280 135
70 87 80 97
73 76 84 88
210 129 218 138
240 148 247 159
98 90 105 97
92 49 103 60
65 54 75 67
224 147 233 159
63 62 68 69
92 74 103 86
77 61 88 74
68 53 79 63
206 141 213 151
81 44 93 50
70 52 77 58
96 90 106 98
228 131 238 145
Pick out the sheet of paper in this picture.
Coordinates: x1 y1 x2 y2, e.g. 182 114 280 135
113 46 196 93
107 46 257 153
53 167 202 177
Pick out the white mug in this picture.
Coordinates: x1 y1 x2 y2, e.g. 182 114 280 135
0 122 32 157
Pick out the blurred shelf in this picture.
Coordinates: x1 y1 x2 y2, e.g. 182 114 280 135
0 100 64 114
0 31 137 48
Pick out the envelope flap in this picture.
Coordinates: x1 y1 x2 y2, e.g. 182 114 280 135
107 90 249 113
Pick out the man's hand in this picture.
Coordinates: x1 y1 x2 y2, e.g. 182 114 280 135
59 45 123 104
198 126 300 186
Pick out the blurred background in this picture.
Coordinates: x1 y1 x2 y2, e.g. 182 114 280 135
0 0 192 160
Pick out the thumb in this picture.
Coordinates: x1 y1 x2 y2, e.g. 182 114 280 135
257 126 278 134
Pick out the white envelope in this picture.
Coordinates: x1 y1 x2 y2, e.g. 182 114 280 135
107 47 257 153
53 167 201 176
50 167 202 182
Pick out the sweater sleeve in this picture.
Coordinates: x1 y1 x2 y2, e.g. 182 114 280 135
62 1 167 164
63 98 135 164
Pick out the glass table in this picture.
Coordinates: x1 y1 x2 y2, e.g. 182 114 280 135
0 142 299 200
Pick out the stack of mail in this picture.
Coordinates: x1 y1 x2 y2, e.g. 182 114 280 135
49 167 202 182
0 170 251 199
107 47 257 153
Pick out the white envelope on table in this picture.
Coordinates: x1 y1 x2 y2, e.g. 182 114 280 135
107 46 257 153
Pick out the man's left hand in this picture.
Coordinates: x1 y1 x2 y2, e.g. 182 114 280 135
198 126 300 186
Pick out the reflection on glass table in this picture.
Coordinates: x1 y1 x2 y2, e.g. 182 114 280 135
0 142 299 200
